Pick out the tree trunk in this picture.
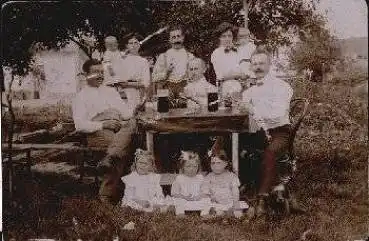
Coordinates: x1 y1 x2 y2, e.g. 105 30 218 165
5 74 15 198
243 0 250 29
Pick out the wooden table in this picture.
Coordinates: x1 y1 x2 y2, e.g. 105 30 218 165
137 108 249 175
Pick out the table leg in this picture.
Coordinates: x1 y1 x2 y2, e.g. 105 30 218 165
146 132 154 153
26 149 32 176
232 132 239 175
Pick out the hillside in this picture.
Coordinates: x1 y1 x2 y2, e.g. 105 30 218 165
336 37 368 58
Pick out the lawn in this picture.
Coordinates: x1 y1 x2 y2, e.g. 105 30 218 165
2 71 368 241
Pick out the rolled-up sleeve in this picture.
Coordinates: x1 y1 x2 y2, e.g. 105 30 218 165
141 59 151 88
72 96 103 133
107 88 134 119
211 51 224 80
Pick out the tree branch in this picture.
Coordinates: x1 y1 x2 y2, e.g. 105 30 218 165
68 36 92 59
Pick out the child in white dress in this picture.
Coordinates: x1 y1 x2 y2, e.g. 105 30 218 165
171 150 212 216
121 149 168 212
201 150 248 217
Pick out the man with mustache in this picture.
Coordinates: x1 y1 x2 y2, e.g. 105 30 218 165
241 47 293 216
152 25 195 108
72 59 137 204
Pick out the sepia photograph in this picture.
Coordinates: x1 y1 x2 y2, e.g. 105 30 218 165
1 0 368 240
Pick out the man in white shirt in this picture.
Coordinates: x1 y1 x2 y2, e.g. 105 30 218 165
240 48 293 216
152 25 195 108
72 59 137 204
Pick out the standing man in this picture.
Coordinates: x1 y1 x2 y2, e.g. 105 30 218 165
241 48 293 216
72 59 138 204
152 25 195 108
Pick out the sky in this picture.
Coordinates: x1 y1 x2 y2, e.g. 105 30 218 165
317 0 368 39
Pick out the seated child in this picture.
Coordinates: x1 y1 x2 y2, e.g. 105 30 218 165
183 58 217 109
121 148 169 212
201 150 248 217
171 150 212 217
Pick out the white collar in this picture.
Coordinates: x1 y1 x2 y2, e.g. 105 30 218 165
255 72 273 85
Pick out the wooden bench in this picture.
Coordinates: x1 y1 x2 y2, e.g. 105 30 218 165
2 142 105 195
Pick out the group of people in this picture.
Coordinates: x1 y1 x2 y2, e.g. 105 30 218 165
72 22 293 217
121 148 248 218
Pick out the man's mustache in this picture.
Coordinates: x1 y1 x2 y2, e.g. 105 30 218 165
173 41 183 44
255 69 264 73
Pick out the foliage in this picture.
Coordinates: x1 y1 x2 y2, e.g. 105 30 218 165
287 15 341 75
152 0 321 60
2 0 321 76
1 1 153 75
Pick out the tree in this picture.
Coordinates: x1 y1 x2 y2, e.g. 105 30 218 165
288 14 341 81
151 0 321 59
2 0 322 76
1 1 153 76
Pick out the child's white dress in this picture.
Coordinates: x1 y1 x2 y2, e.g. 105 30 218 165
121 171 167 212
201 171 248 213
171 174 212 215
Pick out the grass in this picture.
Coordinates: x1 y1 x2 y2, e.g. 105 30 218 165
2 70 368 241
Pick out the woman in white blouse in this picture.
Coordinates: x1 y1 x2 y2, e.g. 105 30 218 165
118 33 151 110
211 22 248 104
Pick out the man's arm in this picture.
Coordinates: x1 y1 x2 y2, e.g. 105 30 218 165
211 50 224 81
152 53 168 82
141 59 151 88
72 96 103 133
238 89 252 112
212 50 243 81
280 82 294 114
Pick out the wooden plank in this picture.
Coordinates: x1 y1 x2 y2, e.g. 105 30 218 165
139 108 247 120
1 142 91 151
232 133 239 175
138 108 249 133
146 132 154 153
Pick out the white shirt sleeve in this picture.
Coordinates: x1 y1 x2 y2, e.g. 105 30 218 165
152 53 167 82
241 88 252 107
141 58 151 88
211 50 224 80
278 81 294 115
72 95 103 133
106 87 134 119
